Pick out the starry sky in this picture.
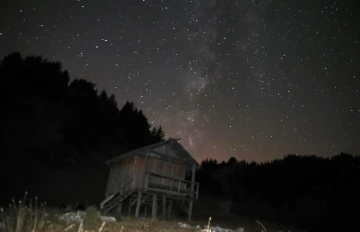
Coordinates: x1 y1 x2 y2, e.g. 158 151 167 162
0 0 359 162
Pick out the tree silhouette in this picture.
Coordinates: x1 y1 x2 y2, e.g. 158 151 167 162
196 153 360 232
0 52 167 205
0 53 69 152
61 79 102 149
151 126 165 143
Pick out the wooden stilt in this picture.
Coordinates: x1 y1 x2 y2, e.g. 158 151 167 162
135 191 142 217
167 200 172 220
152 194 157 219
117 203 123 215
162 196 166 219
188 200 193 221
188 164 196 221
144 205 148 218
128 198 132 216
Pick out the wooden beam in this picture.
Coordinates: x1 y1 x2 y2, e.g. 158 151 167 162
135 191 142 217
144 205 148 218
196 182 199 200
145 171 196 184
152 194 157 219
117 203 122 215
128 198 132 216
143 153 149 189
162 196 166 219
150 150 189 166
121 161 126 189
131 156 137 189
140 195 150 205
152 157 157 185
188 200 193 221
130 197 138 207
163 157 167 186
188 163 196 221
145 187 192 197
167 200 172 220
190 164 196 197
128 197 138 216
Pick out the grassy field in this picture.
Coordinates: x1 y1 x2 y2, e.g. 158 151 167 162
0 193 307 232
190 195 306 232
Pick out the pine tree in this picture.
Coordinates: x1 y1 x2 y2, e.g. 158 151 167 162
155 126 165 141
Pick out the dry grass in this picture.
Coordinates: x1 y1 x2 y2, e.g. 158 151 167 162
0 193 307 232
0 192 197 232
190 196 307 232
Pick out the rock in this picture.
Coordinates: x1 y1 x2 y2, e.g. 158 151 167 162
43 211 50 218
58 210 117 224
235 227 244 232
200 225 235 232
58 211 85 224
178 222 192 228
178 222 235 232
100 216 116 222
59 204 74 213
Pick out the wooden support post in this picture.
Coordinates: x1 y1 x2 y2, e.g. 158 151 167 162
188 200 193 221
188 164 196 221
131 156 137 189
152 194 157 219
144 205 148 218
135 191 142 217
167 200 172 220
162 196 166 219
117 203 123 215
191 164 196 189
143 154 149 189
128 198 132 216
163 158 167 186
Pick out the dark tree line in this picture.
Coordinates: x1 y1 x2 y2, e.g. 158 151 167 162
0 52 165 160
0 52 164 204
196 153 360 232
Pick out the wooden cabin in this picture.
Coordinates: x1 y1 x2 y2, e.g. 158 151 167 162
100 138 200 221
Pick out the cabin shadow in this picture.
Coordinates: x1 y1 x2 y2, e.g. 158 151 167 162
100 138 200 221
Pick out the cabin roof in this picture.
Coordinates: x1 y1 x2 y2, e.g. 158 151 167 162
106 138 200 168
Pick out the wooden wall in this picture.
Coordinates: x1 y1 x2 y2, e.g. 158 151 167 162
133 154 145 189
142 155 187 188
105 156 136 196
105 152 189 196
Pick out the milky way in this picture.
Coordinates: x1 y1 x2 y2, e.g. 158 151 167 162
1 0 359 162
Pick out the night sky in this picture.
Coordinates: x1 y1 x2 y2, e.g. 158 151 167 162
1 0 359 162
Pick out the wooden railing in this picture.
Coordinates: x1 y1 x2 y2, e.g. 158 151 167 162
143 171 199 200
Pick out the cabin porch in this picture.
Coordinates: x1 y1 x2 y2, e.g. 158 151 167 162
101 138 200 220
100 169 199 220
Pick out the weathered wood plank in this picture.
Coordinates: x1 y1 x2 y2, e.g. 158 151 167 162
167 200 172 220
188 200 193 221
117 203 122 215
162 196 166 218
188 163 196 221
144 205 148 218
135 191 142 217
128 198 132 215
131 155 137 189
152 194 157 219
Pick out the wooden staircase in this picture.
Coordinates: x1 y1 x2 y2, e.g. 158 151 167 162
100 190 133 214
